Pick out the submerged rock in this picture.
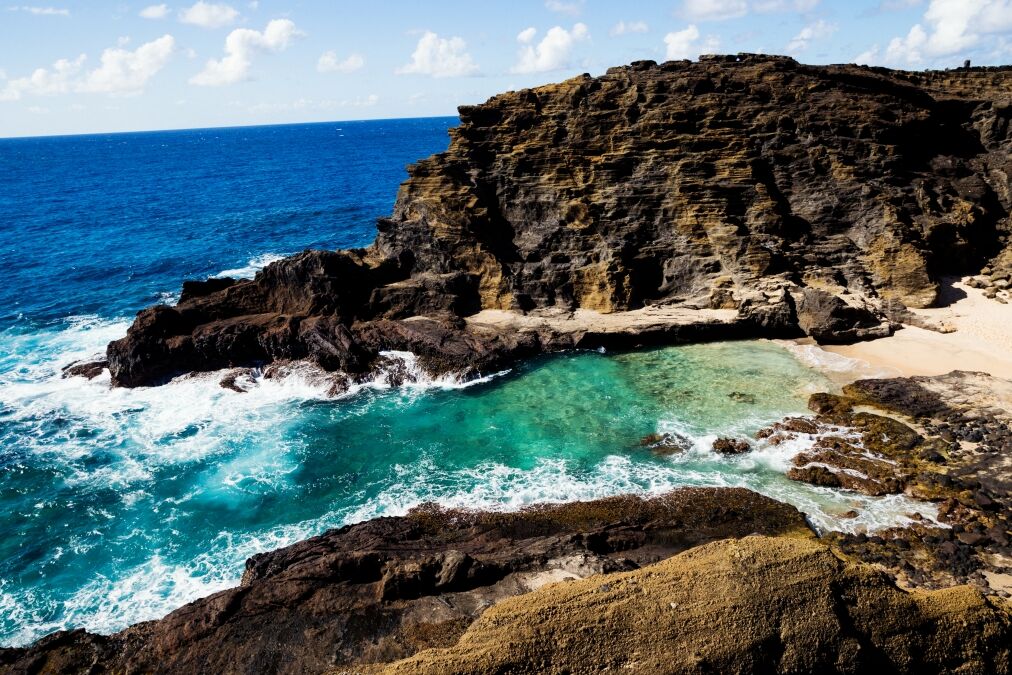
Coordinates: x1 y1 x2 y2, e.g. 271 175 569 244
639 431 693 455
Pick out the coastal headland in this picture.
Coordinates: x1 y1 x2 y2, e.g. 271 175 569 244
11 54 1012 673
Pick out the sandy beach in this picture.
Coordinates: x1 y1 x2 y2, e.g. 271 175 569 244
820 278 1012 380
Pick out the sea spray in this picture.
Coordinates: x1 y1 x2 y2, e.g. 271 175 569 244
0 325 935 647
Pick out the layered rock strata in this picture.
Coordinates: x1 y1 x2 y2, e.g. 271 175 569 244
100 55 1012 387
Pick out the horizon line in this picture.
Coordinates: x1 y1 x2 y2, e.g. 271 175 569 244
0 113 462 142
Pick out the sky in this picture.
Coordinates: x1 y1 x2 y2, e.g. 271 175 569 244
2 0 1012 138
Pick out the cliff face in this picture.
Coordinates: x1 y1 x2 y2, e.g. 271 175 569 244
378 57 1011 314
102 55 1012 387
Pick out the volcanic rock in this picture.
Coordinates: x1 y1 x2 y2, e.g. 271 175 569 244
376 535 1012 674
0 489 809 675
106 56 1012 387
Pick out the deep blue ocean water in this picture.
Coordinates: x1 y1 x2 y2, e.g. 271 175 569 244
0 118 934 647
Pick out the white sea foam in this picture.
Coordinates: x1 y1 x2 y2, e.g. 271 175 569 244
212 253 287 279
0 319 944 646
776 340 899 382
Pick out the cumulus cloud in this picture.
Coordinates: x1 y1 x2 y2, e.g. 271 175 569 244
1 35 174 101
680 0 819 20
179 1 238 28
664 24 721 59
317 51 364 73
858 0 1012 67
511 23 589 74
681 0 747 21
140 4 169 19
786 19 836 52
78 34 175 94
396 31 479 77
0 54 84 100
610 20 649 36
190 19 300 85
7 5 69 15
545 0 584 15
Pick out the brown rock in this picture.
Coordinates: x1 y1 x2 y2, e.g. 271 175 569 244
377 536 1012 674
0 489 809 675
105 57 1012 387
712 437 751 454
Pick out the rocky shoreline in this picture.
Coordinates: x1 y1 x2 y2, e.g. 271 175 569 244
66 54 1010 392
5 369 1012 673
31 55 1012 672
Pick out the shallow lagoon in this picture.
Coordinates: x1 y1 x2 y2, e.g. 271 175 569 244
0 323 930 646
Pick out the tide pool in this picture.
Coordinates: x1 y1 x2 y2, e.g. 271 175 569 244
0 118 930 649
0 317 931 647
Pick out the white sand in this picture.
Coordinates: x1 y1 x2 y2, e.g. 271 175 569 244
820 279 1012 380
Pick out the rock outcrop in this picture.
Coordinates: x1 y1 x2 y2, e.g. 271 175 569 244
0 489 809 674
104 55 1012 387
770 370 1012 592
5 486 1010 675
376 536 1011 675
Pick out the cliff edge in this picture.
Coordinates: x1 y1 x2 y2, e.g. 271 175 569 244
100 54 1012 387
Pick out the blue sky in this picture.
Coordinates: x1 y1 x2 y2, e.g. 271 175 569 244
2 0 1011 137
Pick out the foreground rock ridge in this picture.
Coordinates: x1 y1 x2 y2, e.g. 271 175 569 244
0 489 811 674
4 478 1011 674
102 54 1012 387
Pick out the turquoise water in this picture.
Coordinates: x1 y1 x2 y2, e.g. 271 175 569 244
0 119 931 648
0 318 931 647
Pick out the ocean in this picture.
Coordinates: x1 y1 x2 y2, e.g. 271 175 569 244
0 118 933 647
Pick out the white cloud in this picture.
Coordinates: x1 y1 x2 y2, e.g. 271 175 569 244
754 0 819 11
664 24 721 59
140 4 169 19
179 1 238 28
7 5 69 15
78 34 175 94
610 20 649 36
247 94 378 114
861 0 1012 67
0 35 174 101
511 23 589 74
680 0 819 20
681 0 747 21
27 105 50 113
0 54 84 100
545 0 584 16
190 19 300 85
317 51 364 73
396 31 479 77
786 19 836 52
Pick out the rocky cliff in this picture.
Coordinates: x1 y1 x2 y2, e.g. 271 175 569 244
99 54 1012 388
